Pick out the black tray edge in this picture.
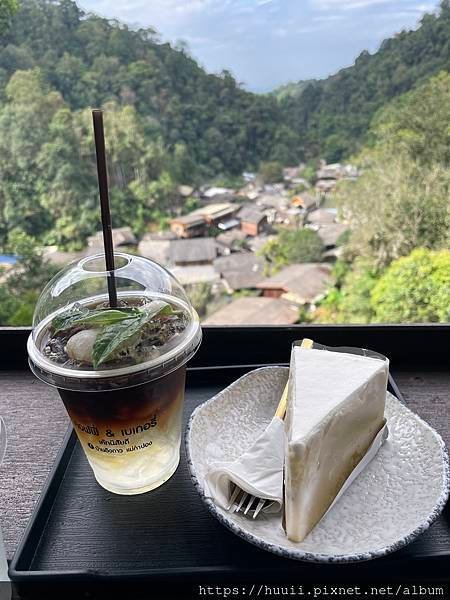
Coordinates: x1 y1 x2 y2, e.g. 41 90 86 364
9 427 77 578
8 367 449 582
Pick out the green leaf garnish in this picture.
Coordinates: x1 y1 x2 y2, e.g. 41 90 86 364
52 305 89 333
52 305 141 334
92 300 172 368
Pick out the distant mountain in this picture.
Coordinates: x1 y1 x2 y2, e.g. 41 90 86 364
0 0 448 173
276 1 450 161
0 0 293 176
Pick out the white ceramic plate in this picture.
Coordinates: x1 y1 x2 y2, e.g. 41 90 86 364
186 367 449 563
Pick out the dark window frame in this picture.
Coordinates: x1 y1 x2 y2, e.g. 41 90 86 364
1 324 448 371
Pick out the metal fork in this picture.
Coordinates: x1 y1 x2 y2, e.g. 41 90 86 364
226 381 288 519
227 483 275 518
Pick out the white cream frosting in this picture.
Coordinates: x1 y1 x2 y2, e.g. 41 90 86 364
284 347 388 542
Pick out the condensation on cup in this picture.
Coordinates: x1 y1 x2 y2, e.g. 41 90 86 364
27 253 202 495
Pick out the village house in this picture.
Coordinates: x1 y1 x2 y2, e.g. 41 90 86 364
306 208 336 225
236 182 261 201
246 234 276 255
257 194 288 211
284 207 304 228
171 265 220 286
169 237 217 266
213 252 265 291
256 194 289 224
290 192 318 213
343 164 359 179
315 178 337 194
203 296 299 325
87 227 137 250
257 263 332 306
190 203 240 230
170 214 207 238
201 187 235 203
317 162 359 181
42 246 85 266
288 177 309 189
141 231 178 241
137 239 172 266
283 166 301 181
263 183 285 194
315 161 359 195
316 223 349 249
316 162 345 181
238 205 268 236
216 229 248 254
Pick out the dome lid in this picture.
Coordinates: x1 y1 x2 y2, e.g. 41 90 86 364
27 253 201 391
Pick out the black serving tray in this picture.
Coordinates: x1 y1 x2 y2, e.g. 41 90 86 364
9 366 450 595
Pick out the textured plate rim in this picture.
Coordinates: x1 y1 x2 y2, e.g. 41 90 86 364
185 366 450 563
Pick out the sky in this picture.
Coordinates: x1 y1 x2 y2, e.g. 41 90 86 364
79 0 438 92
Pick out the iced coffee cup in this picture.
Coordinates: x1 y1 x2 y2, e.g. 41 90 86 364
27 253 201 495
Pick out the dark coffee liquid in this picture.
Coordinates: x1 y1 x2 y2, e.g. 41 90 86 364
59 366 187 494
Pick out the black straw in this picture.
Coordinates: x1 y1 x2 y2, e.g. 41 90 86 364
92 109 117 308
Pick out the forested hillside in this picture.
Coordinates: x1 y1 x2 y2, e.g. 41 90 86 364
0 0 448 252
278 1 450 161
1 0 449 175
314 71 450 324
0 0 295 177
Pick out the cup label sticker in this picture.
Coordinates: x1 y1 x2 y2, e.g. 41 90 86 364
74 416 159 455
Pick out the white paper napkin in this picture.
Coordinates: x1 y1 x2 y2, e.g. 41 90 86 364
204 416 285 514
204 417 389 517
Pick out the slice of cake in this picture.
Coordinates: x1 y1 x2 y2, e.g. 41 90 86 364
284 346 388 542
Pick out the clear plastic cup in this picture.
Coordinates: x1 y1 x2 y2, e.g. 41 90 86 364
27 253 201 495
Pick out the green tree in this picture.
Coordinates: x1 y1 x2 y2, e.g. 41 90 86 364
0 232 59 325
259 161 284 184
0 283 16 323
314 260 380 324
5 231 58 293
0 68 62 246
371 248 450 323
185 282 213 318
37 107 98 249
337 73 450 268
371 70 450 167
337 155 449 268
258 228 324 274
0 0 17 35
